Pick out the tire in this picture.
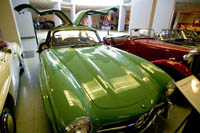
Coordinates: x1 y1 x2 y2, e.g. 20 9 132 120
19 65 24 76
19 61 24 76
0 107 16 133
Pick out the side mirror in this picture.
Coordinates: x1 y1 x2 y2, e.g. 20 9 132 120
37 42 49 54
127 38 135 45
131 40 135 45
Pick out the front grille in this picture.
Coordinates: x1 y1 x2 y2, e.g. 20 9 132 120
191 54 200 79
98 102 167 133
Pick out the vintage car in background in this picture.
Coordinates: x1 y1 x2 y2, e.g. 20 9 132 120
158 29 200 48
39 20 55 30
15 4 176 133
103 29 200 81
0 40 22 132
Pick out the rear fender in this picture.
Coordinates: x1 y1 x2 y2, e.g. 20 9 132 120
152 60 192 78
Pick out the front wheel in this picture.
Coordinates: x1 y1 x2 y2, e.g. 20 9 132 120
0 108 16 133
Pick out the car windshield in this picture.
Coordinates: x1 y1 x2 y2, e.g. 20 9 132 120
182 30 200 40
131 29 155 38
53 30 100 47
160 30 182 40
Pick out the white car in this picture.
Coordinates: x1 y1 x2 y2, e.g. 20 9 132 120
0 40 23 132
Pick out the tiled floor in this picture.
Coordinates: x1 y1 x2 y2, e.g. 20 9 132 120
15 30 192 133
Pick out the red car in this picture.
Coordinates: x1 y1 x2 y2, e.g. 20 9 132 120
103 29 200 81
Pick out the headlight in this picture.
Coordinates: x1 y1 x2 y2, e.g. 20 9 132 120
183 48 199 65
65 116 92 133
166 80 176 97
183 53 194 64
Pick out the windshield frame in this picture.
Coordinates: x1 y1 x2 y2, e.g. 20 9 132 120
51 29 102 48
159 29 183 41
181 30 200 40
130 29 156 39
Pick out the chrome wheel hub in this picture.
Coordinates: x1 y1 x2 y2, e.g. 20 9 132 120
2 111 14 133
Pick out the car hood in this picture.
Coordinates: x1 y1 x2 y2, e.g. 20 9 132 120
49 45 167 109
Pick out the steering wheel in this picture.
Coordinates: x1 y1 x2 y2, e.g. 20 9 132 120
38 43 49 53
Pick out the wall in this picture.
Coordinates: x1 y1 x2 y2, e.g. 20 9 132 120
178 13 200 31
32 14 54 21
32 10 71 24
71 0 122 6
0 0 21 44
179 14 200 23
0 29 3 40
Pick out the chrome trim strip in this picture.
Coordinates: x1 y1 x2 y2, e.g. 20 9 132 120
97 125 128 132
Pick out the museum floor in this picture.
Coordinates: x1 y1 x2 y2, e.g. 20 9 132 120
15 30 192 133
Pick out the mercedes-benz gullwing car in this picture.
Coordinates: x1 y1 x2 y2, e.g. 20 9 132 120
0 40 22 132
103 29 200 81
15 4 175 133
159 29 200 48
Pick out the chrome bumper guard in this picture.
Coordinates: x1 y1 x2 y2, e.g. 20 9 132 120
98 101 172 133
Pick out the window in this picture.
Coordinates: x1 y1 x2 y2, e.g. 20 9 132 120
53 30 100 47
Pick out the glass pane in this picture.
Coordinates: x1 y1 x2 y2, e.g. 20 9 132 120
131 29 155 38
53 30 100 47
161 30 182 40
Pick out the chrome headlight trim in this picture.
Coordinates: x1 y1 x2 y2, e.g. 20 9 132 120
65 116 92 133
183 53 194 64
190 48 199 54
183 48 199 65
166 80 176 97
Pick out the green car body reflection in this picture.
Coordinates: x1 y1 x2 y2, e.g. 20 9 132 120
15 4 175 133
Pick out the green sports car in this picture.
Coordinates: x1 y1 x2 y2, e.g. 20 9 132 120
15 4 175 132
